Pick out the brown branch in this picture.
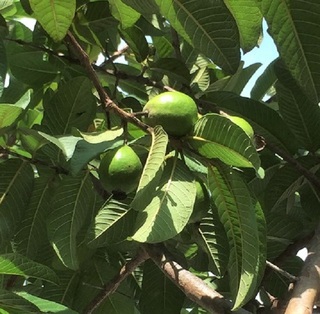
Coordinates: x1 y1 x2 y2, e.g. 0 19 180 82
143 243 250 314
65 31 151 133
284 226 320 314
84 248 149 314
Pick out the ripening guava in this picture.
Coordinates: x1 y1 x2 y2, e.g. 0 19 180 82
189 180 211 223
98 145 143 195
227 115 254 138
143 91 198 137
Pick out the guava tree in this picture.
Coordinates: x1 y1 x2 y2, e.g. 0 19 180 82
0 0 320 313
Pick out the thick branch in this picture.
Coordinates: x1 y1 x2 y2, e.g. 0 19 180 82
285 226 320 314
144 244 250 314
65 32 151 133
84 248 149 314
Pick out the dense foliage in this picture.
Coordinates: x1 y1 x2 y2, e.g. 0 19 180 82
1 0 320 313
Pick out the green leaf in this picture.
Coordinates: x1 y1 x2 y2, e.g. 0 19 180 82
264 156 320 212
41 77 96 135
187 114 260 170
224 0 262 52
150 57 191 84
202 91 299 153
0 104 23 130
260 0 320 103
86 198 136 248
155 0 240 73
6 42 60 86
275 60 320 152
194 210 229 277
0 289 40 314
0 38 7 97
16 292 79 314
132 126 168 211
109 0 140 29
0 160 34 247
139 260 185 314
122 0 159 15
133 157 196 243
251 59 277 101
47 173 95 270
0 253 59 284
120 24 149 62
30 0 76 42
14 172 56 259
208 164 263 309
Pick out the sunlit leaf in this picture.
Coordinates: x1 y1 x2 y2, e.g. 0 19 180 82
133 157 196 243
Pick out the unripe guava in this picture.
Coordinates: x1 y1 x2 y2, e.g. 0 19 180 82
189 180 210 223
227 115 254 138
98 145 143 195
143 91 198 137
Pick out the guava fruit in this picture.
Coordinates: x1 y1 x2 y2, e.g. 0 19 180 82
227 115 254 138
99 145 143 195
143 91 198 137
189 180 211 223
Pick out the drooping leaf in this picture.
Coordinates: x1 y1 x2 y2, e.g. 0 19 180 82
208 163 263 309
260 0 320 103
122 0 159 15
224 0 262 52
0 160 34 248
275 60 320 152
131 126 168 211
133 157 196 243
0 253 59 284
30 0 76 42
109 0 140 29
155 0 240 73
139 259 185 314
47 172 95 270
86 198 136 248
41 77 96 135
187 114 260 170
0 104 23 130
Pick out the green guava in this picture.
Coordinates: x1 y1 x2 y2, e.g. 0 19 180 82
99 145 143 195
143 91 198 137
227 115 254 138
189 180 211 223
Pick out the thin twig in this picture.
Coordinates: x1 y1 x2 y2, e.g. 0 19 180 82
65 31 151 133
266 141 320 191
266 260 299 282
84 248 149 314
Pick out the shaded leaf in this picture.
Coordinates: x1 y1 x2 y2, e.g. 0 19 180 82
0 160 34 247
41 77 96 135
47 172 95 270
139 259 185 314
